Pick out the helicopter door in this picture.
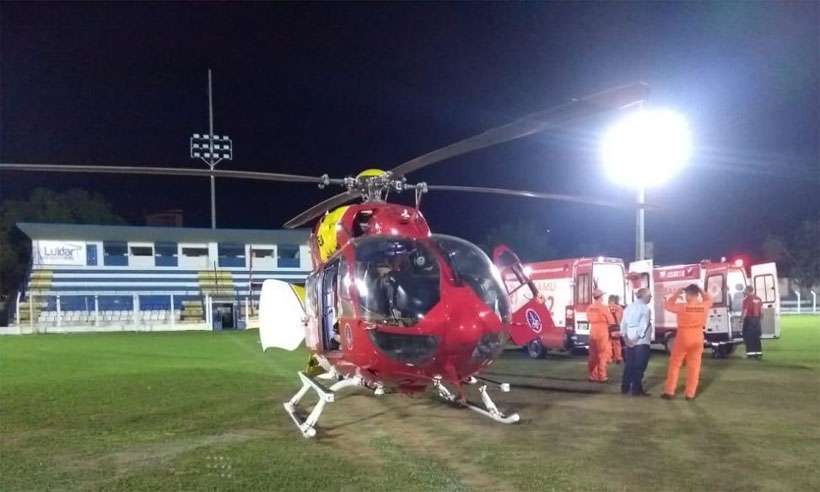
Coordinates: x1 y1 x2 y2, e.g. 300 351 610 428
320 260 341 351
751 262 780 339
259 279 306 351
492 245 563 350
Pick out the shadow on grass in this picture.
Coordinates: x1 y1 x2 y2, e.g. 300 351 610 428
484 371 583 383
697 351 739 396
510 382 603 395
321 409 393 432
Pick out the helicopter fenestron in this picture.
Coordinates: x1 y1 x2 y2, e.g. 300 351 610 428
1 82 649 438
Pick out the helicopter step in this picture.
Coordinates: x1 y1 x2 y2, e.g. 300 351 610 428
433 376 520 425
283 371 378 439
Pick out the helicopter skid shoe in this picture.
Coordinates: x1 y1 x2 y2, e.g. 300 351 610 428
283 371 362 439
464 384 520 424
433 377 519 424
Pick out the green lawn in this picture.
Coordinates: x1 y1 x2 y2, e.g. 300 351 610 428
2 316 819 491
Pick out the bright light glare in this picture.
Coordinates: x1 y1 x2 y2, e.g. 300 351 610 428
601 109 692 188
354 278 369 297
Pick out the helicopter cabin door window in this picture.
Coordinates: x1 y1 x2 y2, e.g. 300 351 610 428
492 246 537 313
321 259 341 351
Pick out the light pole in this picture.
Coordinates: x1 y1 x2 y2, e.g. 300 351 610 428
601 108 692 260
190 69 233 229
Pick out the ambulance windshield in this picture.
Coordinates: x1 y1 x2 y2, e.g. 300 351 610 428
431 234 512 324
353 237 440 326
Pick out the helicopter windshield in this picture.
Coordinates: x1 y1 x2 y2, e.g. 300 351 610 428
430 235 512 324
353 237 440 326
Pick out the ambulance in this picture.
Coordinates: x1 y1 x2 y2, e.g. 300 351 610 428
516 256 628 354
626 259 780 357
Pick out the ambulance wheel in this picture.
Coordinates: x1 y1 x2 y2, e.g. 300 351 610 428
526 340 546 359
712 344 735 359
664 334 676 355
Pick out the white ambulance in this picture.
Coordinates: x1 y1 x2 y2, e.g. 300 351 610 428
519 257 627 351
626 259 780 357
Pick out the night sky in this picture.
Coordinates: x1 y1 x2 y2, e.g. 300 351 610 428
1 2 818 264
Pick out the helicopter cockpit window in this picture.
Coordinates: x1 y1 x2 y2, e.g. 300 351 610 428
431 235 512 324
353 238 440 326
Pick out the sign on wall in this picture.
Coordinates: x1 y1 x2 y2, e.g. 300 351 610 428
34 240 86 266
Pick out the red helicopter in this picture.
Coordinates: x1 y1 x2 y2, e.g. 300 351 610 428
1 82 649 438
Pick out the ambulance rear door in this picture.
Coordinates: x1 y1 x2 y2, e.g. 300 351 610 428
751 262 780 338
628 259 654 341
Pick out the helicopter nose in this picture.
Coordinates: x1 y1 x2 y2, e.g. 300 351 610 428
445 304 506 361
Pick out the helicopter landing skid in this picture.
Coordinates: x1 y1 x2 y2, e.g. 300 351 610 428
433 377 520 425
283 371 364 438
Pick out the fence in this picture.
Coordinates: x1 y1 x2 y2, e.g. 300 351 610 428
5 290 259 334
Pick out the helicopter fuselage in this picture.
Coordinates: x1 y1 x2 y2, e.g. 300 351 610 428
302 201 512 393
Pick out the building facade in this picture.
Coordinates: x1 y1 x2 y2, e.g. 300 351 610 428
7 222 312 333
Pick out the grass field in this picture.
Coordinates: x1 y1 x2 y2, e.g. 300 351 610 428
2 316 819 491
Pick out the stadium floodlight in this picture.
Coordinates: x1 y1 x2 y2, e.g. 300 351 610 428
600 108 692 260
189 69 233 229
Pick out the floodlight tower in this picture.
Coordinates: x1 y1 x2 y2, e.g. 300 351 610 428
190 69 233 229
601 108 692 260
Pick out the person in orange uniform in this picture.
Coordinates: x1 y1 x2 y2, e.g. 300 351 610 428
661 284 713 400
587 288 615 382
608 295 624 364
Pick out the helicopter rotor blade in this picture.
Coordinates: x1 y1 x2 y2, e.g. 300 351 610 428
0 163 333 184
283 190 362 229
389 82 649 178
426 184 650 210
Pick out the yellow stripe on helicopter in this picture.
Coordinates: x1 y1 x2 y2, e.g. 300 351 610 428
316 205 350 262
289 283 306 304
315 170 385 262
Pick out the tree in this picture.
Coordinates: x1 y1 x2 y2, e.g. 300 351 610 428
761 234 793 275
479 219 555 263
759 216 820 294
0 188 124 295
789 216 820 292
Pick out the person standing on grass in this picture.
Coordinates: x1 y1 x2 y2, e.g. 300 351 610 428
742 286 764 359
621 288 652 396
661 284 712 401
608 295 624 364
587 288 615 383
